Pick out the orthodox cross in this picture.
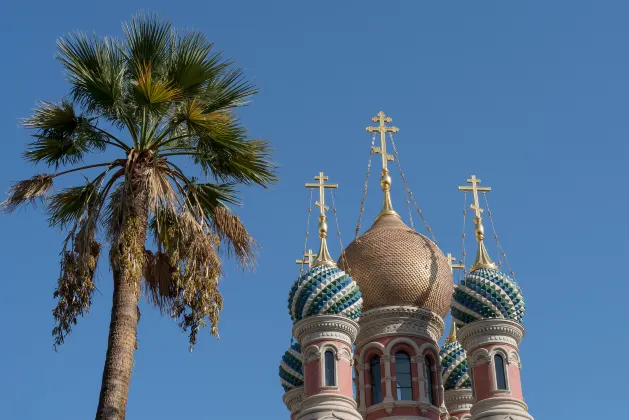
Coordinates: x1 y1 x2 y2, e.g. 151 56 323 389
296 249 316 267
446 253 465 273
305 172 338 217
366 111 399 173
457 174 491 218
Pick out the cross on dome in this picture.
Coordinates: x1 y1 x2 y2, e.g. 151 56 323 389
296 249 315 267
458 175 496 271
305 172 338 267
366 111 399 219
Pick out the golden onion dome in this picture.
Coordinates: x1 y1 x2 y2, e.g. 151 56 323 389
338 214 453 318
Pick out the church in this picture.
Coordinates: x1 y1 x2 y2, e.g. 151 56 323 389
278 112 531 420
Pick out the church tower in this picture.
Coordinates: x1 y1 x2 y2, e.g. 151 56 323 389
338 113 453 420
283 172 364 420
452 176 532 420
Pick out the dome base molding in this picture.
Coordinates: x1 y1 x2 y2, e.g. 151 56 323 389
356 306 445 348
457 319 524 352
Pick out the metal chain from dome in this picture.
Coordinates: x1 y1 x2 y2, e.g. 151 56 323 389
482 192 516 278
459 191 468 283
298 189 314 277
354 133 377 241
330 188 351 276
388 132 438 244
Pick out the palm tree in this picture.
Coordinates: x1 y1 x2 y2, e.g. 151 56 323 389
2 14 275 420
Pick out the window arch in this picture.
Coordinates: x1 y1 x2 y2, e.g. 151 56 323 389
424 357 434 404
494 354 507 390
324 350 336 387
395 352 412 400
370 356 383 405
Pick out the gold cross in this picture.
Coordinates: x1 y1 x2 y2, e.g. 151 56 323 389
366 111 399 173
305 172 338 217
447 253 465 273
457 174 491 218
296 249 316 267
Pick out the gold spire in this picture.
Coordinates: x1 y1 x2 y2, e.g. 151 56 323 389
366 111 399 219
305 172 338 267
458 175 496 271
445 319 458 343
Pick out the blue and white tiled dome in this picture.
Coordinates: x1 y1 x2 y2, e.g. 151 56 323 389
440 340 472 391
287 264 363 323
451 267 526 326
279 342 304 392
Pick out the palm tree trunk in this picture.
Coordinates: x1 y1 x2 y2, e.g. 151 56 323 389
96 177 148 420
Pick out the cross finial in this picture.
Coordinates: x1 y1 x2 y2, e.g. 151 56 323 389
296 249 316 267
446 253 465 274
305 172 338 218
366 111 400 219
458 175 491 219
458 175 496 271
305 172 338 267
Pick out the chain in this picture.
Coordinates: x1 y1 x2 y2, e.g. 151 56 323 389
298 189 314 277
482 192 515 278
388 132 438 244
330 189 350 275
354 133 376 241
459 192 468 283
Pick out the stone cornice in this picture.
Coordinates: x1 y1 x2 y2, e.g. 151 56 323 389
356 306 445 347
293 315 359 347
444 388 474 414
457 318 525 351
469 396 533 420
283 387 304 414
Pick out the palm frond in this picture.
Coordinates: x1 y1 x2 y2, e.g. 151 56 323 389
132 63 181 110
201 67 258 112
23 101 111 167
211 206 257 268
123 13 171 78
46 179 101 229
167 31 224 94
1 174 53 213
185 180 241 215
57 33 128 121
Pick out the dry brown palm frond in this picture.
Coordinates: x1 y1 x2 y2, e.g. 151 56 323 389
142 250 175 311
143 160 178 218
1 174 53 213
147 208 223 349
212 206 257 269
52 224 101 350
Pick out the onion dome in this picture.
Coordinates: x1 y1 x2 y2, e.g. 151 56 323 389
279 342 304 392
452 175 525 326
338 214 453 318
440 322 472 390
288 264 363 322
451 267 525 326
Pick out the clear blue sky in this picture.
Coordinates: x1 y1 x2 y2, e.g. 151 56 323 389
1 1 626 419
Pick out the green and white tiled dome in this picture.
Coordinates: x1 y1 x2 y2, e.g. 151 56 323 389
451 267 526 326
279 342 304 392
287 265 363 323
440 340 472 391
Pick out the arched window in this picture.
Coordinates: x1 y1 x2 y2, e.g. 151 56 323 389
494 354 507 390
370 356 383 404
324 351 336 386
395 352 412 400
424 357 434 404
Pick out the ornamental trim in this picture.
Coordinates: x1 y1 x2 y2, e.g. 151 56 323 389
356 306 445 347
457 319 524 351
